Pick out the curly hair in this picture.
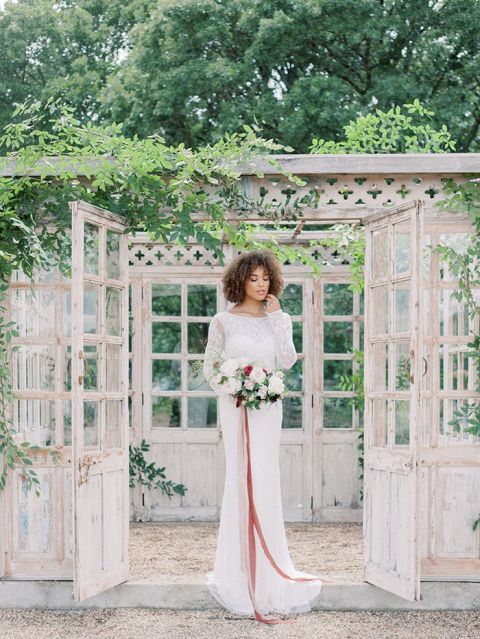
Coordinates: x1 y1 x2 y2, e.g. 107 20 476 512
221 249 284 303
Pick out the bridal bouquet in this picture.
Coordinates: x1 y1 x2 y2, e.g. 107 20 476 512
209 355 287 409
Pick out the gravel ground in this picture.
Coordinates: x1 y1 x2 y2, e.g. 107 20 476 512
128 521 364 583
2 522 478 638
0 608 479 639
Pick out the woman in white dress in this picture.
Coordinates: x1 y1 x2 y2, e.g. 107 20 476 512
203 250 326 625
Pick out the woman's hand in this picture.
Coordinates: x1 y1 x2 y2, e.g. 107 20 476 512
264 294 281 313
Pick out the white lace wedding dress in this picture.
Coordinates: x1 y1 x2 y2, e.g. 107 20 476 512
203 309 323 622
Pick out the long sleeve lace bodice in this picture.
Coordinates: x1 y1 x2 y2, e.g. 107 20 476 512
203 309 297 394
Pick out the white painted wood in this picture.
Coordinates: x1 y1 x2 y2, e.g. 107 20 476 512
71 200 129 602
0 453 4 579
2 153 479 177
363 199 422 602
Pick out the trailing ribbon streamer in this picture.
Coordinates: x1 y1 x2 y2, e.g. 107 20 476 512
240 403 324 625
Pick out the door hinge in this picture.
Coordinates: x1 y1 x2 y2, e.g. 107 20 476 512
142 393 145 406
311 394 314 408
310 495 313 511
311 290 314 305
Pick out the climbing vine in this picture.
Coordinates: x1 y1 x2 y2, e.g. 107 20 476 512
0 98 329 496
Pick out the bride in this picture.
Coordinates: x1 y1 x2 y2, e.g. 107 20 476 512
203 249 325 625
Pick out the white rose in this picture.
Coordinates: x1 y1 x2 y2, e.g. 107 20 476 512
13 432 24 445
250 366 267 384
212 373 224 386
268 375 285 394
220 358 240 376
258 386 267 399
225 377 242 393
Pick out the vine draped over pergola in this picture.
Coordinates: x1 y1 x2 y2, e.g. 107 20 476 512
0 98 479 516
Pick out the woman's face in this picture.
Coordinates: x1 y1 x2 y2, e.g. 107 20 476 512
244 265 270 302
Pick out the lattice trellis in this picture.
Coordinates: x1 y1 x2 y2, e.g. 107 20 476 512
241 173 469 212
128 172 473 268
128 238 351 268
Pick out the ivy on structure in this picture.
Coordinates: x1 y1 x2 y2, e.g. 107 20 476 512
129 439 187 500
0 98 331 496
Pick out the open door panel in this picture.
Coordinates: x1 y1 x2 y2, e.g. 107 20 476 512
71 200 129 601
363 199 423 601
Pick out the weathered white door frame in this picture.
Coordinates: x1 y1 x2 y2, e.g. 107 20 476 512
363 199 422 601
71 200 130 601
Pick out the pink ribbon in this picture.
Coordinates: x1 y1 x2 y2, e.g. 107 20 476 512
238 403 324 625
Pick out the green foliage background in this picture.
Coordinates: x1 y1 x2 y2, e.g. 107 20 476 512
1 0 479 151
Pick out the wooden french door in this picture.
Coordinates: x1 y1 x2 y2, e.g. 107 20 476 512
71 201 129 601
363 199 422 601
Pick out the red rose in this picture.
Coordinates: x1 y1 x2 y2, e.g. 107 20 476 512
244 365 253 375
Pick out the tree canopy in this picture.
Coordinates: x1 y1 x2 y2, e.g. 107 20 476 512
1 0 479 152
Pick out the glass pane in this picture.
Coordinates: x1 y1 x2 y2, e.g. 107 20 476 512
64 400 72 446
439 290 471 337
64 291 72 338
188 322 209 354
106 229 121 280
282 396 303 428
372 227 389 279
439 346 473 392
64 345 72 391
187 360 210 391
84 400 99 448
105 400 122 448
281 283 303 315
371 399 388 447
152 322 181 353
292 321 303 352
152 359 181 390
84 344 99 391
12 289 55 338
439 399 480 444
439 233 470 281
371 286 389 335
394 223 411 273
152 396 181 428
106 343 122 392
323 398 352 428
324 283 353 315
106 287 121 336
394 341 411 390
394 282 410 332
84 284 100 335
371 342 388 391
394 400 410 446
284 360 303 392
422 232 431 281
188 397 217 428
152 284 181 316
187 285 216 316
13 399 56 446
359 291 364 315
324 321 353 353
13 345 55 391
84 223 99 276
324 360 353 391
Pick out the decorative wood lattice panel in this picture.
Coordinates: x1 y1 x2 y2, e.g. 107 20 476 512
128 239 350 268
242 173 469 211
